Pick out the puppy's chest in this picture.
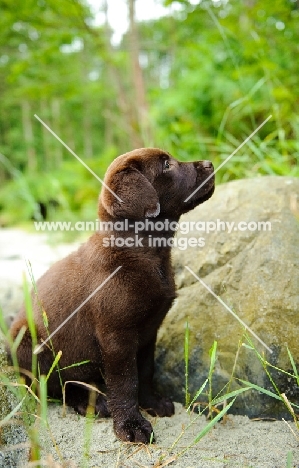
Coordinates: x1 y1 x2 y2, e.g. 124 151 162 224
135 254 175 295
157 254 176 290
137 290 175 345
138 264 176 327
153 255 175 287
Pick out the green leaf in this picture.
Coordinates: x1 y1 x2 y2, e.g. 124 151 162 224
208 341 217 381
187 379 209 411
212 386 252 406
192 398 236 445
287 347 299 386
238 379 282 401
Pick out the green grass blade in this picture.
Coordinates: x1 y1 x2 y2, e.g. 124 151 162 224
11 326 27 355
39 375 48 426
46 351 62 381
238 379 282 401
81 393 96 467
26 259 45 318
59 359 90 371
184 320 190 407
212 386 252 406
0 395 27 427
0 307 9 335
193 397 236 444
178 397 236 459
287 347 299 386
208 341 217 380
208 341 217 412
242 343 254 350
187 378 208 411
149 431 154 445
287 451 293 468
26 259 38 295
23 273 37 383
1 323 26 375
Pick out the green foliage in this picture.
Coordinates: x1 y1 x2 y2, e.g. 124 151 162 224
151 0 299 180
0 148 118 224
0 0 298 225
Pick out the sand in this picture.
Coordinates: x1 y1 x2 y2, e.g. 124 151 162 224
36 402 299 468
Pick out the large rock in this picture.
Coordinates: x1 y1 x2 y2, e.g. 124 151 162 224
156 176 299 418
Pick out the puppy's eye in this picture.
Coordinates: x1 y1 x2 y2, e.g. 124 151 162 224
163 160 170 172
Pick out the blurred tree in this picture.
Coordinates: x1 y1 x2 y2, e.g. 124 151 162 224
127 0 152 145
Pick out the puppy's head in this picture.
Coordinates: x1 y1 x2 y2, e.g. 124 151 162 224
99 148 214 221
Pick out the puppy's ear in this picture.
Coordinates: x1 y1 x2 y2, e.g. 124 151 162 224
101 167 160 219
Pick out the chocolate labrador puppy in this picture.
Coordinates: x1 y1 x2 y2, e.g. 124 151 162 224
10 148 214 443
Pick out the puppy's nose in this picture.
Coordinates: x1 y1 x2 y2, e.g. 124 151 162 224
202 160 213 169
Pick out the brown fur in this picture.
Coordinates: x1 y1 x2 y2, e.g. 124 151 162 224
10 148 214 443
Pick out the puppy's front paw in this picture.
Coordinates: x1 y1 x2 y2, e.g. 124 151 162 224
114 416 153 443
140 395 175 417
